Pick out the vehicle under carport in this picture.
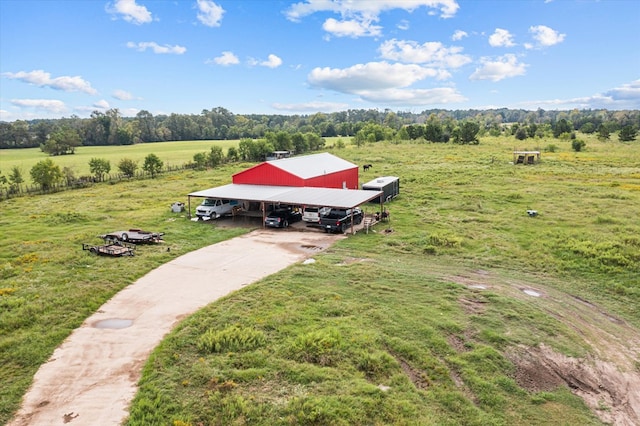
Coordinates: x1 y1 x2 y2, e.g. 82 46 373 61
187 184 383 234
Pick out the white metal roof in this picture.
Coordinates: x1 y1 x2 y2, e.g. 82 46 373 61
266 152 357 179
362 176 399 189
189 184 382 209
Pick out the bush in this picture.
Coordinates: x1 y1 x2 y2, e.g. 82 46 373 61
197 325 266 353
571 139 586 152
288 328 343 366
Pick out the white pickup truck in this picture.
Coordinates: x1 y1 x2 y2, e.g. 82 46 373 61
302 206 330 223
195 198 238 220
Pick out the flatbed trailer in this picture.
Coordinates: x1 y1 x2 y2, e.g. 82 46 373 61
83 241 136 257
99 229 164 244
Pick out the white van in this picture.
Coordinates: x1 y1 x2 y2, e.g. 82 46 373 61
302 206 330 223
195 199 237 220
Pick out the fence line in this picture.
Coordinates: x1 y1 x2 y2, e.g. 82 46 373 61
0 163 195 201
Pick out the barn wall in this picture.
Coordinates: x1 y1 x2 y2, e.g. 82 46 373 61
233 164 305 186
306 169 359 189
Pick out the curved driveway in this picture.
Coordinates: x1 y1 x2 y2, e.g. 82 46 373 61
10 229 341 426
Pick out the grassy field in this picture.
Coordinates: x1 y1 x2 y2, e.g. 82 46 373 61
0 140 239 184
1 135 639 424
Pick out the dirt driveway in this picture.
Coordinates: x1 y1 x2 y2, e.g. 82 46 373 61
9 230 342 426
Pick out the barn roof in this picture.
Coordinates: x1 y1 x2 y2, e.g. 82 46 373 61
265 152 357 179
189 184 381 209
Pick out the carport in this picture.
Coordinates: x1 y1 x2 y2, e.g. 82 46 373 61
187 184 383 234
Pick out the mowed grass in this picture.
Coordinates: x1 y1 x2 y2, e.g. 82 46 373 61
1 135 639 424
0 140 239 184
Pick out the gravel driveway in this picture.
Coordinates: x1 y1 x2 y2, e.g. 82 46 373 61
9 230 342 426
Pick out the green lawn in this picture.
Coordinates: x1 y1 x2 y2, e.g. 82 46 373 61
1 135 639 425
0 140 239 184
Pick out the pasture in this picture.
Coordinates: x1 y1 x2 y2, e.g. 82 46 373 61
0 140 238 184
1 134 639 425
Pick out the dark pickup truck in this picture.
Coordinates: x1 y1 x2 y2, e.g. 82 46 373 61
319 208 363 233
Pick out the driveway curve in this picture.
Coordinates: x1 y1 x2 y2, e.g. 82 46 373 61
10 229 342 426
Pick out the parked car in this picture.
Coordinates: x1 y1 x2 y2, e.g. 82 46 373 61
265 209 302 228
302 206 331 223
195 198 237 219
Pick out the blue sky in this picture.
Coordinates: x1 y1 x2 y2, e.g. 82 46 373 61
1 0 639 121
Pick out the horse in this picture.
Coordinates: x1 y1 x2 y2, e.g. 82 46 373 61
363 164 372 171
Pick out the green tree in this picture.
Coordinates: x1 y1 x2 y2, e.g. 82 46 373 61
207 146 224 168
142 153 163 178
453 121 480 144
597 124 610 141
193 152 207 170
553 119 572 138
41 126 81 155
118 158 138 178
424 122 444 143
226 147 239 162
8 166 24 191
89 158 111 181
30 158 63 190
618 125 638 142
572 139 586 152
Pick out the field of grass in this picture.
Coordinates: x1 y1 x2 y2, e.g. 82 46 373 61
1 135 639 424
0 140 238 184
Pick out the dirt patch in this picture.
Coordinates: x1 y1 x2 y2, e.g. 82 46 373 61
508 343 640 426
446 269 640 426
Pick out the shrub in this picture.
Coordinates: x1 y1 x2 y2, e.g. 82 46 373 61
197 325 266 353
571 139 586 152
288 328 343 366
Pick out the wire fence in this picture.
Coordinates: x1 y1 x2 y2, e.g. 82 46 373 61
0 163 194 201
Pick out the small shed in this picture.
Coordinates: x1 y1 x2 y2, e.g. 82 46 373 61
513 151 540 165
232 152 359 189
362 176 400 203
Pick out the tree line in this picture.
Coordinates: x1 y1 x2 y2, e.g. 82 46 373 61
1 107 638 149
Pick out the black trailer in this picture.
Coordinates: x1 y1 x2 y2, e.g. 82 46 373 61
83 241 136 257
362 176 400 203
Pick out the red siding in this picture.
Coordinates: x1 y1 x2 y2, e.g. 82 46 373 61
306 169 358 189
233 163 305 186
232 160 358 189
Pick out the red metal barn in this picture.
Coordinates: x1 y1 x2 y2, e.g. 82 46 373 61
232 153 359 189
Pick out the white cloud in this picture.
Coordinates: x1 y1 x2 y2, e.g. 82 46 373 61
308 61 443 93
107 0 152 25
286 1 458 38
112 89 134 100
286 0 459 21
322 17 382 38
126 41 186 54
469 54 527 82
379 39 471 69
3 70 97 94
355 87 467 105
262 54 283 68
489 28 515 47
397 19 410 31
528 25 565 48
209 51 239 66
10 99 67 113
272 101 350 112
452 30 467 41
93 99 110 110
604 79 640 101
197 0 224 27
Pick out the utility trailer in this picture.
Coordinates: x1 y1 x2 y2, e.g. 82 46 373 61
362 176 400 203
99 229 164 244
82 241 136 257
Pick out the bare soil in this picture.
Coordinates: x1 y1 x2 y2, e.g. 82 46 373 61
449 270 640 426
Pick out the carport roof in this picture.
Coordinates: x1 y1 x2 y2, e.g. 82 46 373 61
189 184 382 209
